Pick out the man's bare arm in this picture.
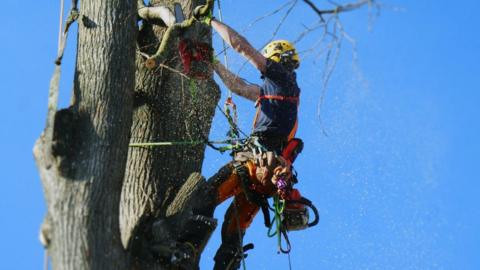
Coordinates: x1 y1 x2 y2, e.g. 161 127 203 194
211 19 267 73
214 61 260 102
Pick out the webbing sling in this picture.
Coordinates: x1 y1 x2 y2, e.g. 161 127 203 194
232 162 272 228
254 95 299 107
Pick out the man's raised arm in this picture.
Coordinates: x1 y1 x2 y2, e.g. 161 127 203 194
211 19 267 73
213 61 260 102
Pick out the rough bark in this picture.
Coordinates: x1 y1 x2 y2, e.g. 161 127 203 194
34 0 137 269
119 0 220 269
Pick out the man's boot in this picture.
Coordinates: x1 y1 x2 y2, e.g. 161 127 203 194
179 214 218 254
213 243 254 270
150 214 217 269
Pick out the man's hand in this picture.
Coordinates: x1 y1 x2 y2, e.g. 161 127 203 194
193 5 214 26
211 54 220 65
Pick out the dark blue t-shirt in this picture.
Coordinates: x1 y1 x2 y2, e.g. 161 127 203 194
252 60 300 139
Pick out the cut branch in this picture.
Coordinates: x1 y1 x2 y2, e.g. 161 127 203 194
137 0 176 27
144 0 214 69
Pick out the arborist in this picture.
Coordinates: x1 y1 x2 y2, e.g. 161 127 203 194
180 8 317 270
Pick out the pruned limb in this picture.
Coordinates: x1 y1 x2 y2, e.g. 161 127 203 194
144 0 214 69
166 172 206 217
44 65 60 157
137 0 176 27
39 216 52 249
144 21 192 69
192 0 215 19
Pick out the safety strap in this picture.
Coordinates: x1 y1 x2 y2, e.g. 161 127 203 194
281 138 303 164
232 162 271 228
254 95 300 107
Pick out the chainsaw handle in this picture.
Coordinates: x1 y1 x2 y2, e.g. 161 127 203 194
285 197 320 228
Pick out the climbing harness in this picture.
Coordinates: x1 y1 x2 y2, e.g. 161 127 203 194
232 162 272 228
254 95 300 107
281 138 304 164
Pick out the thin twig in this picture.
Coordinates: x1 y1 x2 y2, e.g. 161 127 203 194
234 0 299 77
269 0 299 42
213 0 296 58
241 0 296 34
316 17 343 136
303 0 373 18
293 21 325 44
303 0 326 22
158 64 191 80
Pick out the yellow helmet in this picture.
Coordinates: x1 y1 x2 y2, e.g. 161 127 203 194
262 40 300 69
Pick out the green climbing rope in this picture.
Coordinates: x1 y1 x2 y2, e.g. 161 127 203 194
129 139 240 153
268 195 294 254
268 195 285 237
129 141 205 147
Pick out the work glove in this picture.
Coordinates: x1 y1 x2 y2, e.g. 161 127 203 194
193 5 214 26
211 54 220 65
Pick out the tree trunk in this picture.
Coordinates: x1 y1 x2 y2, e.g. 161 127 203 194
119 0 220 268
34 0 137 269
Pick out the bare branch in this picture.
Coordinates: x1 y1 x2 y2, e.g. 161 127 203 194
231 0 299 78
303 0 372 18
303 0 327 22
241 0 296 33
269 0 299 42
213 0 297 58
293 22 325 44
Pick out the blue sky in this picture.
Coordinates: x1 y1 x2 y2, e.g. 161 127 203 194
1 0 479 269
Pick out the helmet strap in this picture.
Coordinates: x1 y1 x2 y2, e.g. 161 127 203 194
279 50 299 70
280 57 298 71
